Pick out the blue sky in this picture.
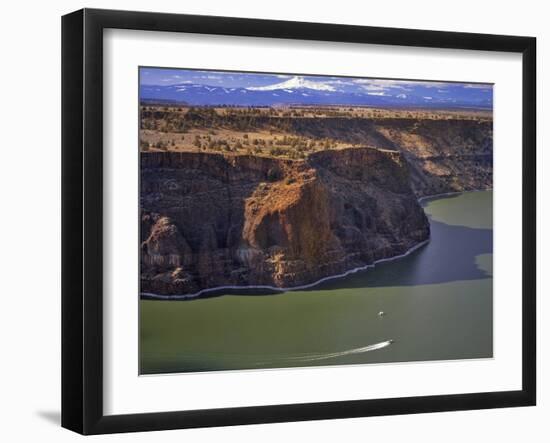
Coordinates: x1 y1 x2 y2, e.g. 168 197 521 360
140 67 492 91
139 67 493 108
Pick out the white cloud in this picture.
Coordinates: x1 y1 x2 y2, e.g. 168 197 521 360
192 73 223 80
360 84 388 92
353 79 416 93
325 79 355 86
354 78 452 90
463 83 493 89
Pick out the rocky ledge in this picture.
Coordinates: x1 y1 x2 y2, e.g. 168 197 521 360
140 148 430 296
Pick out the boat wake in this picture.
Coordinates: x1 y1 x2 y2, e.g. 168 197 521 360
285 340 393 363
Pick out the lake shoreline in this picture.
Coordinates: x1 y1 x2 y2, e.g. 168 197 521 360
417 187 493 203
141 238 430 301
141 187 491 301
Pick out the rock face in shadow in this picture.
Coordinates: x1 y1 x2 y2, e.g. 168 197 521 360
140 148 430 296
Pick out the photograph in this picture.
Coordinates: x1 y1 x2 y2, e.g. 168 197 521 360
139 67 494 375
55 4 539 436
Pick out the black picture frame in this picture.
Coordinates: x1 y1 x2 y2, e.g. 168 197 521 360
62 8 536 435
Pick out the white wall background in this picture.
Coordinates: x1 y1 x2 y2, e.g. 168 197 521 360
0 0 545 441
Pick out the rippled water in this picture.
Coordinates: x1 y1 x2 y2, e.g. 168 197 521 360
140 191 493 374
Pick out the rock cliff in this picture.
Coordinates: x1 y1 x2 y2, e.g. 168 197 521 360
140 148 430 296
282 117 493 197
142 109 493 198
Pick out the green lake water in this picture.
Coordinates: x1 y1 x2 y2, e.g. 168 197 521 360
140 191 493 374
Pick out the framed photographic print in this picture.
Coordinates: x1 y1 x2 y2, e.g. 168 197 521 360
62 8 536 435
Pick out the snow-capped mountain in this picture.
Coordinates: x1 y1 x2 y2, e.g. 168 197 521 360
247 76 336 92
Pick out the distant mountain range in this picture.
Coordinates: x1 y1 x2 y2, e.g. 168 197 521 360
140 75 493 109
